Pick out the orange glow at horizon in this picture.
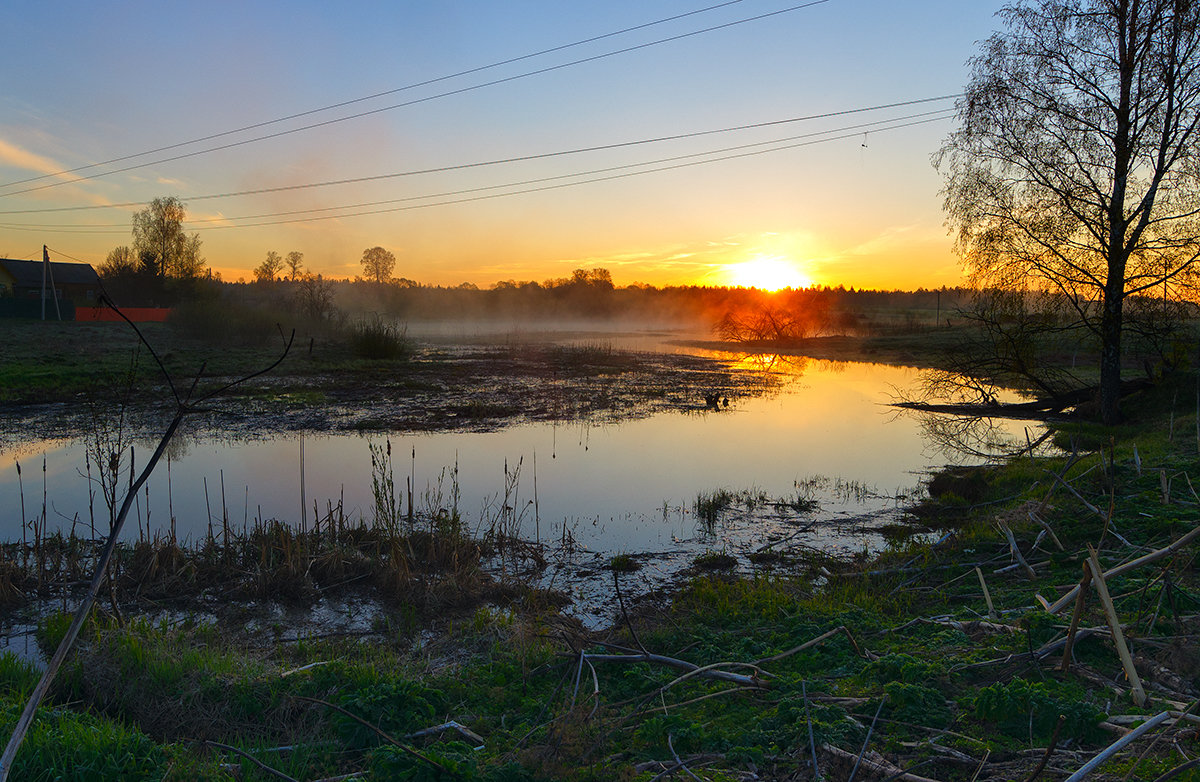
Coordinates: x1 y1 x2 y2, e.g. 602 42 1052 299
722 255 814 291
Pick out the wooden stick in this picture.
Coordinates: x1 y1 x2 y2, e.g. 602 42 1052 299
1029 510 1065 551
1087 545 1146 707
1152 757 1200 782
1022 715 1065 782
1045 525 1200 614
404 721 486 749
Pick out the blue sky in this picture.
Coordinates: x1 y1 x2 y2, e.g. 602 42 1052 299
0 1 1005 288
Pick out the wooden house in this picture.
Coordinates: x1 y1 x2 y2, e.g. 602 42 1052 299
0 258 100 305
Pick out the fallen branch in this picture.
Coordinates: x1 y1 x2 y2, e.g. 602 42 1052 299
1000 523 1037 579
976 567 998 620
1022 714 1065 782
1061 564 1093 672
1152 758 1200 782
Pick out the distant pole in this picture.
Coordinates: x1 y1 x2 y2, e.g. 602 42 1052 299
40 246 47 321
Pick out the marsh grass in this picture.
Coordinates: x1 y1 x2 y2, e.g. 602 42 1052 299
608 553 640 573
349 318 410 360
693 486 820 531
0 502 544 620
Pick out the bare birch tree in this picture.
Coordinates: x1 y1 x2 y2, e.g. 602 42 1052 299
937 0 1200 423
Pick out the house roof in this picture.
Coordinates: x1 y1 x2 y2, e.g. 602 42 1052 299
0 258 100 287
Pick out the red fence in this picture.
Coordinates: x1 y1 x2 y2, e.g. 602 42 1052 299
75 306 172 323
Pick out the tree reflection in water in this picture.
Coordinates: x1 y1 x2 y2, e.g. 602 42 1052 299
903 408 1054 463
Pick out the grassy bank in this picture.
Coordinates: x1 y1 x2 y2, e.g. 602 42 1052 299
1 374 1198 779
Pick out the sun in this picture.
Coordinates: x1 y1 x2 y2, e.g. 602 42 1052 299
725 256 814 291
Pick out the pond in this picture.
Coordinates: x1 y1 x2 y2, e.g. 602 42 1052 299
0 336 1038 613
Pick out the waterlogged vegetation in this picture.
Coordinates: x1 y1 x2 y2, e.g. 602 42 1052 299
0 367 1196 779
2 287 1200 779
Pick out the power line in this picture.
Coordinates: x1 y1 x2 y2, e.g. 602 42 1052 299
0 1 753 191
0 94 957 216
0 0 833 198
0 110 953 233
44 247 92 265
205 115 958 229
0 109 953 227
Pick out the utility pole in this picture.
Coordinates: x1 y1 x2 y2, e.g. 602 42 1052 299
41 246 62 321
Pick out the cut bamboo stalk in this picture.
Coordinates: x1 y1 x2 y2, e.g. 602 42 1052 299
1087 545 1146 707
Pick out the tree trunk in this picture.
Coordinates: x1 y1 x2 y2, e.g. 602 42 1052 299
1099 286 1125 425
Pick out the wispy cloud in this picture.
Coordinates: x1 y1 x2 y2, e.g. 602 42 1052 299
0 135 115 207
0 136 70 179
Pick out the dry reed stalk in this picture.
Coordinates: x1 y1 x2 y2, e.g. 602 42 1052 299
1087 545 1147 707
290 695 448 774
1000 523 1037 579
976 566 998 620
1045 524 1200 613
1063 711 1170 782
578 648 764 689
821 744 942 782
754 625 871 665
1061 563 1092 673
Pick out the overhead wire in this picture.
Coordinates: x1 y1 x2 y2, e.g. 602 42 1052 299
0 0 754 191
0 108 954 233
0 0 834 198
0 94 957 216
211 114 957 230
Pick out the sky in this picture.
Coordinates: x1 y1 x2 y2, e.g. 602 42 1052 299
0 0 1007 290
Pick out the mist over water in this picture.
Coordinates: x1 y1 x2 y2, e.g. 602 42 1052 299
0 337 1034 564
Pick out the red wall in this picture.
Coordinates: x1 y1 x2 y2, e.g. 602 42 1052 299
75 307 171 323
